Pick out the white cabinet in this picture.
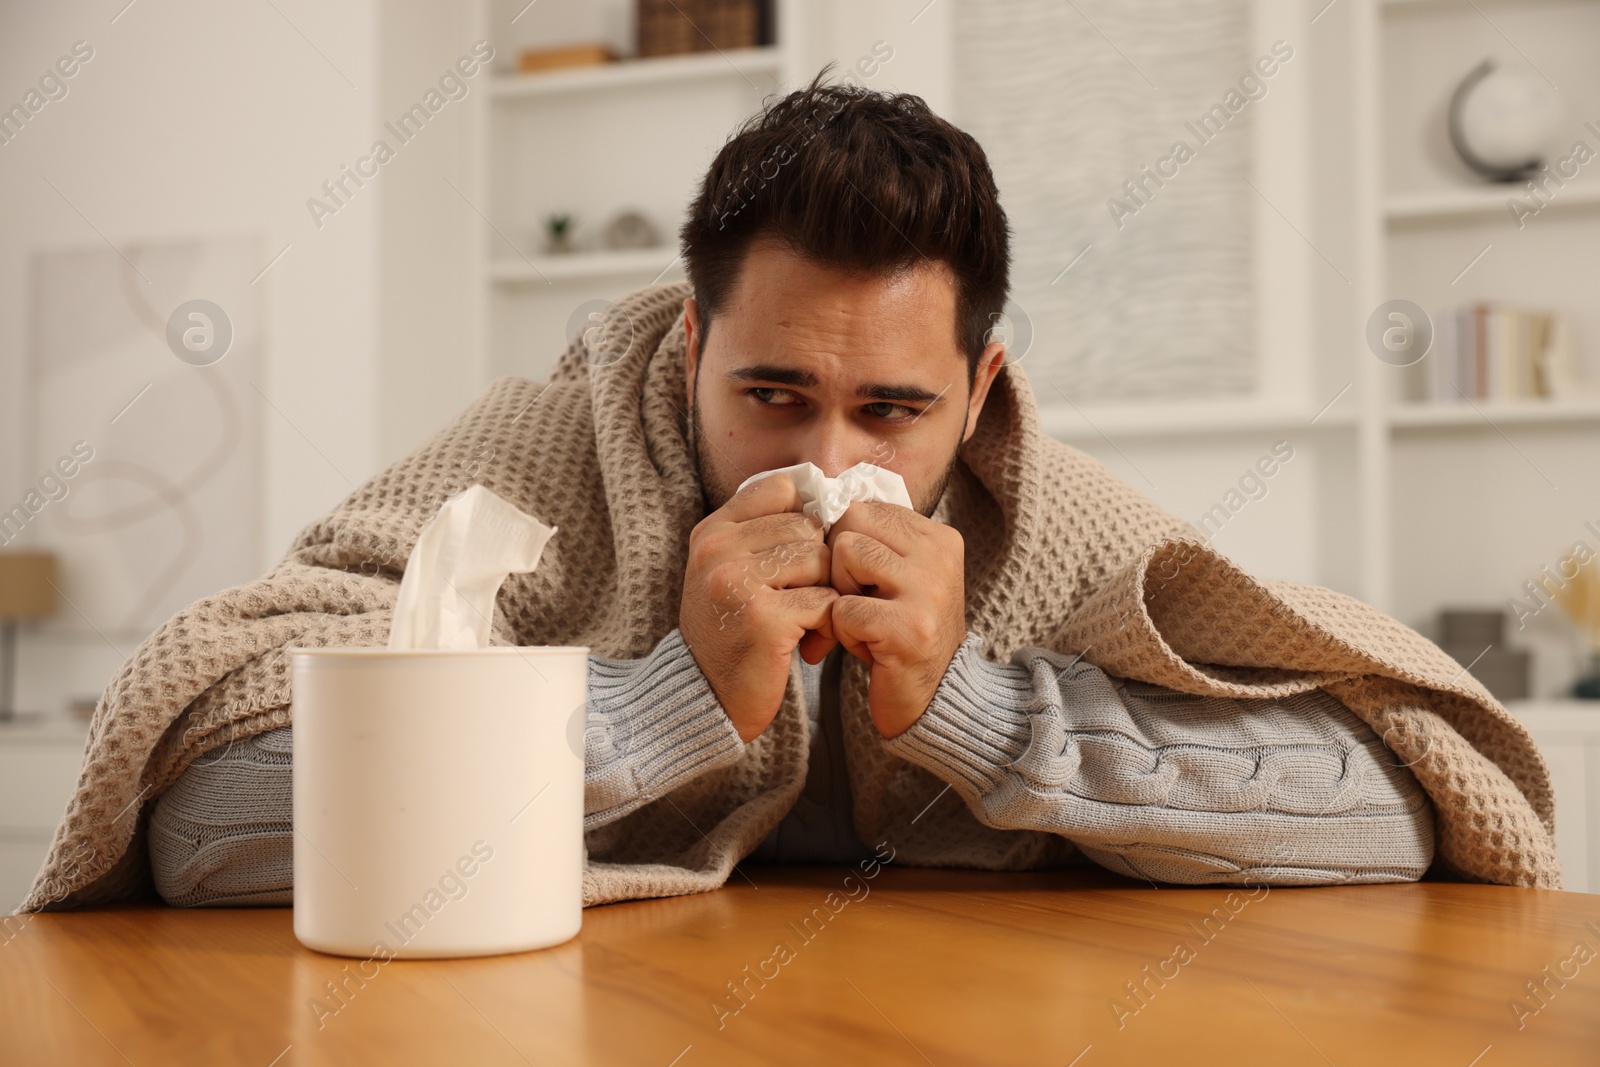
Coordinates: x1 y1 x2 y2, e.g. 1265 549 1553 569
1506 700 1600 894
0 713 89 912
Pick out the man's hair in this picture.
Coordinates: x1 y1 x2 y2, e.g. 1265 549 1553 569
679 64 1011 386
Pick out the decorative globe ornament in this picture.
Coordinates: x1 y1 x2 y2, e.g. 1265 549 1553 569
603 209 660 250
1448 58 1566 182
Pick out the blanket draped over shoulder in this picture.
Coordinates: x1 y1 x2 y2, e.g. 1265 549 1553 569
20 280 1562 913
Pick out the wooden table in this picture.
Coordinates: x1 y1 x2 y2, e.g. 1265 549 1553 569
3 865 1598 1065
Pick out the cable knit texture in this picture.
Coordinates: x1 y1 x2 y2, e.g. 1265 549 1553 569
885 632 1436 885
145 628 743 907
147 727 294 908
18 279 1563 913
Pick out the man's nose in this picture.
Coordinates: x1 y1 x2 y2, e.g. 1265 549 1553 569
806 419 863 478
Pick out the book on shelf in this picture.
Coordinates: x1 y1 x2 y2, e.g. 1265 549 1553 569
1426 301 1585 403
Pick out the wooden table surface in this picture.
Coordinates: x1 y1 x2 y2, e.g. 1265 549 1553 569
3 864 1598 1066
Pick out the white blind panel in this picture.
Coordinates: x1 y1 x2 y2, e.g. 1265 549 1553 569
953 0 1258 402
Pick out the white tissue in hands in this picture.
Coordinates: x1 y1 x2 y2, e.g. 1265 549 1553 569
736 461 913 534
387 484 557 650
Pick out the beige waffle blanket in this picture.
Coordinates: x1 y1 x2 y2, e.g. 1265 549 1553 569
19 280 1562 913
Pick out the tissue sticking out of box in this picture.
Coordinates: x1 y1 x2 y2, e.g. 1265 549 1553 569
387 484 557 650
736 461 913 535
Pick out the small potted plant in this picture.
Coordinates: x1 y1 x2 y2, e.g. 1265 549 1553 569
544 212 577 254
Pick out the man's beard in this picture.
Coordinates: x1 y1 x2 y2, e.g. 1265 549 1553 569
687 364 963 519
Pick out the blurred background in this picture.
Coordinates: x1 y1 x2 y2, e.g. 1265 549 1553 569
1 0 1598 902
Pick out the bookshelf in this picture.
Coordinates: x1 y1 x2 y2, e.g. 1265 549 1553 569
1353 0 1600 699
1040 0 1599 699
463 0 1598 695
473 2 801 383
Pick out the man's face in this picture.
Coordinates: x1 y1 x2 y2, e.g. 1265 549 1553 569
683 236 1006 516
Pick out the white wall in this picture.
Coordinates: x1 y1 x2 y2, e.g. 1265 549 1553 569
0 0 486 718
4 0 1594 720
376 2 489 464
795 0 952 116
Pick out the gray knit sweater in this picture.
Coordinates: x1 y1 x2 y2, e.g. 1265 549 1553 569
148 629 1432 906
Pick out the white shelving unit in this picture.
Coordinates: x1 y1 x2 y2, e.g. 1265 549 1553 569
1352 0 1600 700
469 0 1598 695
1027 0 1600 705
476 1 802 384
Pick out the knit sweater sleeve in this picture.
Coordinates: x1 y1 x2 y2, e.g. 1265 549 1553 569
148 627 743 906
880 632 1436 886
582 627 746 830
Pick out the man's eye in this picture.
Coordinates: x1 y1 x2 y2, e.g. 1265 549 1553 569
865 402 916 421
750 387 801 406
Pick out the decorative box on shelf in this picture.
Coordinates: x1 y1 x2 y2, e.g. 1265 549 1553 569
636 0 771 58
517 42 618 75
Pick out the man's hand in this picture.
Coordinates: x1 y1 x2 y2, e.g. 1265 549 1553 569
826 501 966 739
679 475 840 742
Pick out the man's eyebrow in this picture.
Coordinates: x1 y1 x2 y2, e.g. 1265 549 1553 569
729 364 818 388
857 382 945 404
728 364 946 405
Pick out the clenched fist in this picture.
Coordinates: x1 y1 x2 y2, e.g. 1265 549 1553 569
825 500 967 739
679 474 841 742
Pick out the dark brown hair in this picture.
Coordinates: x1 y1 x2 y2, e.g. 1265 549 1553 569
679 64 1011 385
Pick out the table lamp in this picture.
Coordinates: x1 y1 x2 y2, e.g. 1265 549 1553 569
0 551 58 721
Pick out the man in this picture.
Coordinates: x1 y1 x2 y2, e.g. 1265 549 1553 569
22 72 1560 914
